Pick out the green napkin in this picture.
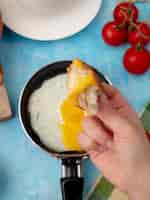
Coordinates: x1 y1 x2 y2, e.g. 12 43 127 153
87 177 114 200
88 101 150 200
141 103 150 131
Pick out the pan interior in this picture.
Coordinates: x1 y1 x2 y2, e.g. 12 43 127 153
19 61 110 158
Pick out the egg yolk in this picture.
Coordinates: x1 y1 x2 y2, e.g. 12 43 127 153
60 61 97 151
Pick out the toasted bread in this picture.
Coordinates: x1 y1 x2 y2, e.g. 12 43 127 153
67 59 104 115
67 59 102 91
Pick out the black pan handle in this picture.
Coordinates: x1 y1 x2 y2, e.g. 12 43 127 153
61 177 83 200
61 158 84 200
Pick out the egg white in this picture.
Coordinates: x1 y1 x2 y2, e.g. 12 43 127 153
28 74 68 152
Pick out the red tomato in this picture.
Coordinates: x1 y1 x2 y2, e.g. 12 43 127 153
102 21 128 46
123 45 150 75
128 22 150 46
114 2 138 24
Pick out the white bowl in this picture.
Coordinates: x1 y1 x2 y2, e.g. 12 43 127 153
0 0 102 40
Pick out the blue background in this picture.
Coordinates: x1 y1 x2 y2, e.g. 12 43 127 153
0 1 150 199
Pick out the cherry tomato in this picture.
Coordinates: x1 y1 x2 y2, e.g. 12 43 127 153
114 2 138 24
123 45 150 75
128 22 150 46
102 21 128 46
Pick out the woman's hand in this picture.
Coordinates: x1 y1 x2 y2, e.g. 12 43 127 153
79 83 150 200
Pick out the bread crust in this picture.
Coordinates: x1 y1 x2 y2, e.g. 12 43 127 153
67 59 104 115
67 59 103 91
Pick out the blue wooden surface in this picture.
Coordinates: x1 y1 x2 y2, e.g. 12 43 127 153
0 1 150 199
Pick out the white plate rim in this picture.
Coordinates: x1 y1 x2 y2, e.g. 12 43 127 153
1 0 102 41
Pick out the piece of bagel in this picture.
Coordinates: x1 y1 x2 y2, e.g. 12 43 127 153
67 59 104 115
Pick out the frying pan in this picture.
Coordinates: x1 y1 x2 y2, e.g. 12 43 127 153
19 60 111 200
